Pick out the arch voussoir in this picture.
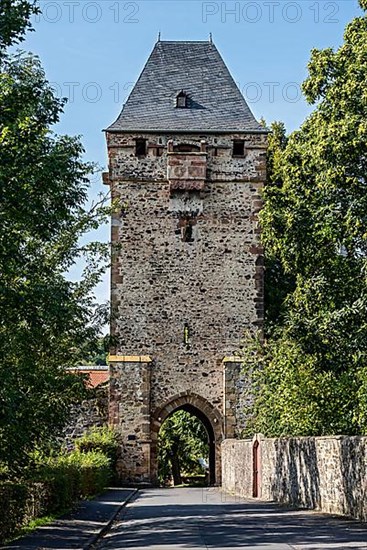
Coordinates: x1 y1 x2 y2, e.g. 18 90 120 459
151 391 223 438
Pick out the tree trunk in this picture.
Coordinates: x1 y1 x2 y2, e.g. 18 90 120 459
170 453 182 485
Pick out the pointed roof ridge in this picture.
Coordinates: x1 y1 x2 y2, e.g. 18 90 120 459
106 40 264 133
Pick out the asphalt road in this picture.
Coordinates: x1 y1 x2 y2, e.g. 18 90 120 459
96 487 367 550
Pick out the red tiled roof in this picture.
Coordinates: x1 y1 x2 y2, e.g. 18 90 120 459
84 370 110 388
67 367 110 388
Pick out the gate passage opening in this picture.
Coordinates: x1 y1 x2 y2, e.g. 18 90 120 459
157 405 216 487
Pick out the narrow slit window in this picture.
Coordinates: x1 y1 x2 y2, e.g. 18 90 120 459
182 222 194 243
135 138 147 157
233 139 245 157
183 323 190 347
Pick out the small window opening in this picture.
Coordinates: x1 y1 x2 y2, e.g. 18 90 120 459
182 222 194 243
135 138 147 157
183 322 190 347
233 139 245 157
213 147 218 157
176 91 188 108
177 96 186 108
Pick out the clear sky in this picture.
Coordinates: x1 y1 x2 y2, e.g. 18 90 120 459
22 0 363 305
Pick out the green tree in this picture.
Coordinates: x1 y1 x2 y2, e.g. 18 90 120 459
79 337 109 366
158 410 208 486
263 121 295 330
0 0 39 53
244 0 367 437
0 2 110 476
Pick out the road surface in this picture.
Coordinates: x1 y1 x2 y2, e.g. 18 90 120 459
96 487 367 550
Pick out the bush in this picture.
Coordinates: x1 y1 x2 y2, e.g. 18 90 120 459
0 448 113 543
65 450 112 499
0 483 27 542
75 427 119 471
32 450 112 514
0 482 48 543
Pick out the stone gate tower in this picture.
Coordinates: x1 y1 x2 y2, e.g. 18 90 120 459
104 40 267 484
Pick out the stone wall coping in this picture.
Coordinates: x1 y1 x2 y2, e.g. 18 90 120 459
222 435 367 443
108 355 152 363
222 438 252 444
270 435 367 441
223 356 244 363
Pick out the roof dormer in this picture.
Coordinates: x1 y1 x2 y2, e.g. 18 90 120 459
176 90 189 109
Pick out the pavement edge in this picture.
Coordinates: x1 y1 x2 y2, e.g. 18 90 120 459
85 488 139 549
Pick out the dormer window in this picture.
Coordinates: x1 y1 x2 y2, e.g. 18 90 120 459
176 91 188 108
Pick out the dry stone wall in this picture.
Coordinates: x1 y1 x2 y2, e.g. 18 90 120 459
222 436 367 522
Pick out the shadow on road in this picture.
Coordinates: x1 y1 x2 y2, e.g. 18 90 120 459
98 488 367 549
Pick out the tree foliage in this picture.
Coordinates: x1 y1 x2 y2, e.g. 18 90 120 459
0 1 110 475
244 1 367 437
158 410 208 486
0 0 39 53
79 337 109 366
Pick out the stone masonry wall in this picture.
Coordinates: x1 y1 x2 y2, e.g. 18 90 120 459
109 359 151 480
221 439 253 497
222 436 367 522
63 383 108 447
107 131 267 482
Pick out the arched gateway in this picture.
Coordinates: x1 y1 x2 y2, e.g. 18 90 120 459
104 40 267 484
151 393 223 484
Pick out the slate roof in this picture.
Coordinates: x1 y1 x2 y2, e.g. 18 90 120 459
107 41 264 133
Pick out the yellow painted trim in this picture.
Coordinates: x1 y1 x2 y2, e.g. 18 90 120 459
108 355 152 363
223 356 244 363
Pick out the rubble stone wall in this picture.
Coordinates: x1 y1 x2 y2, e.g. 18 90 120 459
63 383 108 446
222 436 367 522
107 131 267 482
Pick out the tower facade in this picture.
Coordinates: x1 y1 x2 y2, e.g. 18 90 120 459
104 41 267 484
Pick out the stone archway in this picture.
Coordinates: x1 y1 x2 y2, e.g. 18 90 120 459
151 392 224 485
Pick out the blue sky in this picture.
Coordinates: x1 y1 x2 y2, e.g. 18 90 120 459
22 0 363 305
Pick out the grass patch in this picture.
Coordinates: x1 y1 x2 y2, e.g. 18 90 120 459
6 514 57 544
20 515 56 535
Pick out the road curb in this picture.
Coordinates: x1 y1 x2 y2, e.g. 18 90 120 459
85 488 138 549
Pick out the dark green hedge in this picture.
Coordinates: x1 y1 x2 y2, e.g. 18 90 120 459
0 482 47 542
0 451 112 544
0 483 28 542
31 450 112 514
